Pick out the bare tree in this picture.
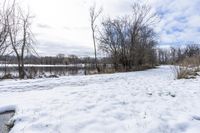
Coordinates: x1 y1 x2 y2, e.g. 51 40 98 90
0 0 10 56
99 3 158 71
89 4 102 72
0 18 8 56
6 0 35 79
157 49 170 64
184 44 200 57
129 3 158 68
99 17 130 70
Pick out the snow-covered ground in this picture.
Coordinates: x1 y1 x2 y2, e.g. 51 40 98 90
0 65 200 133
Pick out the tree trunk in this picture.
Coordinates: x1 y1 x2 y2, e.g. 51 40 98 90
92 28 100 73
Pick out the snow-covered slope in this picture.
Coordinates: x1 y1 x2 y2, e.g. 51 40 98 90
0 65 200 133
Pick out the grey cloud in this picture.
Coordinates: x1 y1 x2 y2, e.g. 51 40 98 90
63 27 71 30
37 24 52 29
63 26 89 31
35 41 93 57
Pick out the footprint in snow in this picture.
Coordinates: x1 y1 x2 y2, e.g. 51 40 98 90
193 116 200 121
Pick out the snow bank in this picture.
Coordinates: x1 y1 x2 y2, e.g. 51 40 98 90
0 105 16 113
0 66 200 133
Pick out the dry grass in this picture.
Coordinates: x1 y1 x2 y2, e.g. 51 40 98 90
172 66 194 79
173 56 200 79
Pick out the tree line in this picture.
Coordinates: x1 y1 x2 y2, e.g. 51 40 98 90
157 44 200 65
0 54 99 65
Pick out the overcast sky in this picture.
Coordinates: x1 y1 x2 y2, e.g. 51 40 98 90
4 0 200 56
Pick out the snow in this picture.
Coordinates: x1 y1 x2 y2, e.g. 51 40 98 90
0 65 200 133
0 105 16 114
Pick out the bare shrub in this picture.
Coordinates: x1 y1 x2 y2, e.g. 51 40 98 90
172 66 191 79
173 56 200 79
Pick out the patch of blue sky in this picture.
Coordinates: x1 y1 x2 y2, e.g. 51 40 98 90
165 28 183 35
175 16 187 23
